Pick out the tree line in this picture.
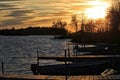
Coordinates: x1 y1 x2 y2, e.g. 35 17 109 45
0 26 69 36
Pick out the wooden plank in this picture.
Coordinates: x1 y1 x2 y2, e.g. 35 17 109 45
69 76 76 80
38 55 120 60
37 55 120 62
0 74 56 80
83 76 90 80
77 76 86 80
1 74 120 80
109 75 120 80
89 75 94 80
94 75 99 80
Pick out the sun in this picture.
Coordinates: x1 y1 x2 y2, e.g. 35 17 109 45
85 0 110 19
85 7 107 19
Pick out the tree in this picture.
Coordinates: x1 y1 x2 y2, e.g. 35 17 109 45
52 19 67 29
106 0 120 32
52 19 68 36
84 21 95 32
71 15 78 35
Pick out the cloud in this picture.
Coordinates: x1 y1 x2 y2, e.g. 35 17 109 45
51 11 71 16
0 2 23 12
1 9 35 27
0 0 35 28
29 18 57 27
0 16 34 27
0 3 16 8
0 8 22 11
0 0 112 29
69 5 93 11
0 0 23 1
34 18 56 23
5 10 34 17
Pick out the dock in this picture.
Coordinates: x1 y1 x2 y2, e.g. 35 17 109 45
38 55 120 59
1 74 120 80
37 55 120 62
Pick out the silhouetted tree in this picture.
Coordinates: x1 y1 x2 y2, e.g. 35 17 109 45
84 19 96 32
95 19 106 32
80 13 85 32
52 19 68 37
106 0 120 32
71 15 78 35
52 19 67 29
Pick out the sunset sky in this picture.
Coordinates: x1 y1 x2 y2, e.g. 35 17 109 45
0 0 111 30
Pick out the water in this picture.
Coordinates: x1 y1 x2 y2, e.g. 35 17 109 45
0 35 70 74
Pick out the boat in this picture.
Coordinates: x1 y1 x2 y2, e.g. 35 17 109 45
73 45 107 53
31 60 111 75
30 43 120 75
73 44 120 55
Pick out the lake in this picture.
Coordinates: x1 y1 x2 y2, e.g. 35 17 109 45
0 35 70 74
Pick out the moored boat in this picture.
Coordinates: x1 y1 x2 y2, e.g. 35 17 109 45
31 60 111 75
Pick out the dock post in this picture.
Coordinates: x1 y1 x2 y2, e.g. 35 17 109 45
64 49 67 66
37 48 39 66
68 49 70 64
2 61 4 74
64 50 68 80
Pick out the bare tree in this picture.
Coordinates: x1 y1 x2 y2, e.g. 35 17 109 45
71 15 78 35
52 19 67 29
84 19 97 32
52 19 67 37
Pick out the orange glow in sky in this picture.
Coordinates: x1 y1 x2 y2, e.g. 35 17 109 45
85 0 110 19
0 0 111 30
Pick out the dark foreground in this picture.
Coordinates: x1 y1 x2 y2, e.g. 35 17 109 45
1 74 120 80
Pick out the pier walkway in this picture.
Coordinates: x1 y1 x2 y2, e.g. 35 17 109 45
37 55 120 62
38 55 120 59
0 74 120 80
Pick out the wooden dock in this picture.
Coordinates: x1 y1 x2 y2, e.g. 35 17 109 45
38 55 120 59
37 55 120 62
1 74 120 80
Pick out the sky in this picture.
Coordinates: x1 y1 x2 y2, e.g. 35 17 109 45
0 0 111 30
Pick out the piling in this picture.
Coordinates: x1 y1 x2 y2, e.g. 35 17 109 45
1 61 4 74
37 48 39 66
64 50 68 80
68 49 70 64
